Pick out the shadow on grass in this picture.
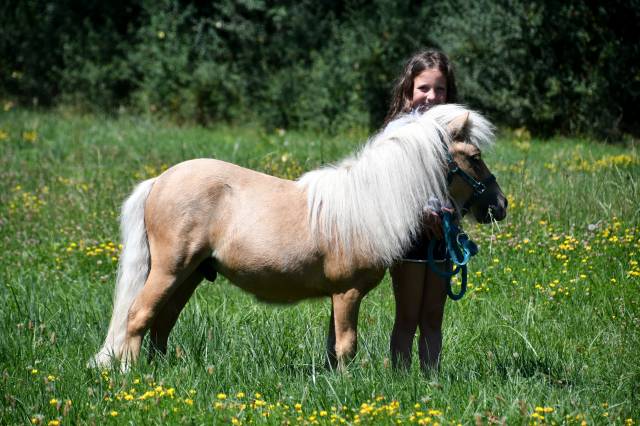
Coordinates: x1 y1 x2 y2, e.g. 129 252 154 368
491 343 576 387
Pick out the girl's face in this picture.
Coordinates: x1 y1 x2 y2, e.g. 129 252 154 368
411 68 447 109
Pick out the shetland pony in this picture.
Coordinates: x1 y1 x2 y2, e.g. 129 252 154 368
90 104 507 370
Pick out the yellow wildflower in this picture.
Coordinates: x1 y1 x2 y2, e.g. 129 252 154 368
22 130 37 142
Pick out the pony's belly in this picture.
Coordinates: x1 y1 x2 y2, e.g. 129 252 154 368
218 269 329 303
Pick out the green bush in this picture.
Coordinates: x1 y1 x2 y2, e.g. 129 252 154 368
434 0 640 138
1 0 637 138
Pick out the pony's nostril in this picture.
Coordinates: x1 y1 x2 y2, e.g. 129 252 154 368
487 204 506 221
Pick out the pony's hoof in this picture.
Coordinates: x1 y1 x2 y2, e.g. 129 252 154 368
87 350 114 369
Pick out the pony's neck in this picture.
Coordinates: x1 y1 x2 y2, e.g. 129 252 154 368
298 115 450 266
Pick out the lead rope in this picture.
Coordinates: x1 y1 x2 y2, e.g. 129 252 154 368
427 211 479 301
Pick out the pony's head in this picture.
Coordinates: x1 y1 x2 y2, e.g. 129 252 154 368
443 111 507 223
299 103 508 266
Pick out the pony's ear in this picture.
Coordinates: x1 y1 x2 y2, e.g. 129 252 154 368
447 112 471 140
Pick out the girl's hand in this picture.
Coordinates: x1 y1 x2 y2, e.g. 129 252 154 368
422 207 455 239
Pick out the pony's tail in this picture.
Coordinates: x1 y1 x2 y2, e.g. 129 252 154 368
89 178 155 368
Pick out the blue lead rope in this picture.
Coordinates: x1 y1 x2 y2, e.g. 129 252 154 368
427 211 479 301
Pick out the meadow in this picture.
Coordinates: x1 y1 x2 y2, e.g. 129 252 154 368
1 108 638 425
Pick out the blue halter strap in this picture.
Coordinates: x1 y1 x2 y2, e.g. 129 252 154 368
427 211 479 301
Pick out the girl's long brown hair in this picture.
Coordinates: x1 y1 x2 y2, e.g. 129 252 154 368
384 49 458 126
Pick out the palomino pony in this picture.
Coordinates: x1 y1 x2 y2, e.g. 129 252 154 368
90 104 507 370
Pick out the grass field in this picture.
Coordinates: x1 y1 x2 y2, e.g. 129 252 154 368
1 109 639 425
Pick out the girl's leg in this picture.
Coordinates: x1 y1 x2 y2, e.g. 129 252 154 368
417 264 448 371
390 262 426 369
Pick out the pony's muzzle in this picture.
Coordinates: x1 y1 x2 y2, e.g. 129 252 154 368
487 195 508 222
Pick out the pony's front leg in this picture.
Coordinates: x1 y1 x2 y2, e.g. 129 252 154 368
329 288 364 371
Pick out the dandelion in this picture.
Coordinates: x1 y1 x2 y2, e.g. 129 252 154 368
47 421 60 426
49 398 58 406
22 130 38 142
217 393 227 400
236 392 245 398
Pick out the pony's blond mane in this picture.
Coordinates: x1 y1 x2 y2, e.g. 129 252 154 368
297 104 494 266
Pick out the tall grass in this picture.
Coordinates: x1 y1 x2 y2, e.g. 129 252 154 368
1 109 638 425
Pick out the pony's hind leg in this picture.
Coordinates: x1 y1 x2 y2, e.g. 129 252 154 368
121 267 178 365
148 267 207 359
121 250 204 366
325 309 337 369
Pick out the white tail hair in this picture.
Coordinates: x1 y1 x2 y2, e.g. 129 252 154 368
297 104 495 267
89 178 155 368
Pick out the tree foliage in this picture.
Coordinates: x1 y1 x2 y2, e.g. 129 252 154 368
1 0 637 137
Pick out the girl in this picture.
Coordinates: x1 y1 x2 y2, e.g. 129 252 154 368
384 49 458 371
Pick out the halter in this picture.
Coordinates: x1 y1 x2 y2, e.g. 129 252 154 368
426 151 495 301
446 153 497 215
